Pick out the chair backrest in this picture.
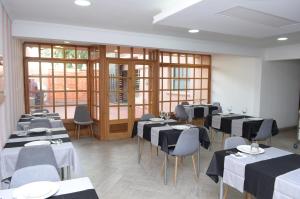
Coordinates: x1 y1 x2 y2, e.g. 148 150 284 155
254 119 274 141
172 128 199 156
224 137 246 150
74 105 92 123
181 101 189 105
212 102 222 113
10 165 60 188
29 118 51 129
140 114 155 121
16 145 59 171
175 105 188 121
31 109 49 114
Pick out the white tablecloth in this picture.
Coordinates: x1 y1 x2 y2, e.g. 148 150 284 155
223 147 291 192
0 177 95 198
137 119 176 138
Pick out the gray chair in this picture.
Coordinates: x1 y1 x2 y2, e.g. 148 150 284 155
181 101 189 105
166 128 199 184
175 105 189 123
31 109 49 114
224 137 246 150
74 105 94 139
212 102 223 113
29 118 51 129
10 165 60 188
211 110 219 115
16 145 59 171
140 114 155 121
253 119 274 142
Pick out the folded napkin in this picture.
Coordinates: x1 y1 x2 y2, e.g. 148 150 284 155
231 118 247 137
212 115 222 129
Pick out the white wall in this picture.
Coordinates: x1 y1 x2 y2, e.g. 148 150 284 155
211 54 262 116
264 44 300 61
260 60 300 128
0 2 24 148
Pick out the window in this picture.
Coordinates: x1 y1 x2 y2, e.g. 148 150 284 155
159 52 211 113
24 43 89 119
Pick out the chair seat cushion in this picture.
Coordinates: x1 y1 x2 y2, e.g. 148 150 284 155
74 120 93 125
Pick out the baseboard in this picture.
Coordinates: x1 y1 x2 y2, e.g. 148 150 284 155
279 126 298 131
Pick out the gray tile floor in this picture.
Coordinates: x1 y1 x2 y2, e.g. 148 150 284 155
72 128 299 199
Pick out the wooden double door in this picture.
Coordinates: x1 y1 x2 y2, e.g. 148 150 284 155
106 60 154 139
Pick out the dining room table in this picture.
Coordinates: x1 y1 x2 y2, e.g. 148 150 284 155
206 145 300 199
0 126 82 183
204 113 279 140
17 113 64 130
136 119 211 184
0 177 99 199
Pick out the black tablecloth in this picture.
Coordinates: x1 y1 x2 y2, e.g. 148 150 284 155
18 113 61 123
204 114 279 140
206 144 270 183
193 105 219 118
50 189 99 199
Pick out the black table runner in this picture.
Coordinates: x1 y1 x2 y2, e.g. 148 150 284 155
9 130 67 139
193 105 219 118
244 154 300 199
206 144 270 183
4 137 71 148
50 189 99 199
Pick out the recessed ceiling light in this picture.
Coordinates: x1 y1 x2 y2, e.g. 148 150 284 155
188 29 199 33
64 41 70 44
74 0 91 7
277 37 288 41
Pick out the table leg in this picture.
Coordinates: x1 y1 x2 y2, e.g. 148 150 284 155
138 136 141 164
164 152 168 185
66 166 71 179
219 177 224 199
61 168 65 180
197 146 200 177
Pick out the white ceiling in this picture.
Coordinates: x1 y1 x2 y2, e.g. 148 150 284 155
2 0 300 48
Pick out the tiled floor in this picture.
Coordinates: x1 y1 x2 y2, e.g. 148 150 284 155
72 128 299 199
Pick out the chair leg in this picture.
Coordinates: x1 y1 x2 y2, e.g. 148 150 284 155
174 156 178 185
192 155 198 180
224 185 229 199
245 192 251 199
90 124 94 137
77 125 81 140
156 147 159 156
160 159 165 176
74 124 77 138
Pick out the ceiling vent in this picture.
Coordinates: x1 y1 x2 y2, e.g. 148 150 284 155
219 6 299 27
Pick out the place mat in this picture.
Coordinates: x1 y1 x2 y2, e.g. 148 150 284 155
9 130 67 139
50 189 99 199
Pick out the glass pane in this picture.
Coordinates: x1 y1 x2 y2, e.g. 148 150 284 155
144 92 149 104
40 45 51 58
53 63 64 76
163 52 170 63
109 92 118 104
43 92 53 106
187 68 194 78
187 55 194 64
187 79 194 89
77 47 88 59
187 90 193 100
77 63 87 76
55 106 65 119
66 92 76 105
119 47 131 59
133 48 144 59
65 47 76 59
90 47 100 60
66 63 76 76
54 78 64 91
66 78 76 91
135 106 143 118
119 92 128 104
55 92 65 105
195 79 201 89
171 90 178 101
195 68 202 78
144 105 149 114
119 106 128 119
28 77 40 106
202 68 209 78
162 67 169 78
171 53 178 63
179 91 186 100
135 92 143 104
66 106 76 119
109 107 118 120
195 90 201 102
44 106 54 113
135 65 143 78
28 62 40 76
106 46 118 58
195 55 201 64
78 78 87 90
162 102 170 112
41 62 52 76
53 46 64 58
41 77 53 91
162 91 170 101
78 92 87 104
25 45 39 57
202 56 211 65
179 54 186 64
202 90 208 100
171 102 177 112
144 79 150 91
202 79 208 89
